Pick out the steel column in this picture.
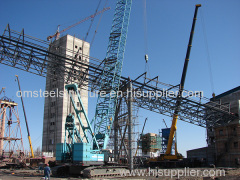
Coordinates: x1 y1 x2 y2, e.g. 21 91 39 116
127 82 133 170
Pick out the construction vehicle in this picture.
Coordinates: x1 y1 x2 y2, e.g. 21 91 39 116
0 1 237 173
47 7 110 41
149 4 201 167
51 0 133 177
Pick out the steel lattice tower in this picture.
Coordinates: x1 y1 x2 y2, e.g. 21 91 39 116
93 0 132 149
0 99 24 158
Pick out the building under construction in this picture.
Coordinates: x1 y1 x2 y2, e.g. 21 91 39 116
0 0 239 178
187 86 240 167
42 35 89 154
139 133 161 157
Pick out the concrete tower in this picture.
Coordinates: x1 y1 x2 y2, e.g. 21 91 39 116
42 35 89 154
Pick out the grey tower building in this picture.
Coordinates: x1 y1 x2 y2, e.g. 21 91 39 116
42 35 89 153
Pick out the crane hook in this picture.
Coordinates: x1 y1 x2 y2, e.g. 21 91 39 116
145 54 148 63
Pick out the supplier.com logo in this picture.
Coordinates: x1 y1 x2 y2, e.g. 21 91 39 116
16 88 203 99
119 167 225 178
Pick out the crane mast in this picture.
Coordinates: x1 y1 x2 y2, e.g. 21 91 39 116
93 0 132 150
52 0 133 168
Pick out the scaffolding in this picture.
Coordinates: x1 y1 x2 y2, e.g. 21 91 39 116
0 97 24 159
107 86 139 168
139 133 161 157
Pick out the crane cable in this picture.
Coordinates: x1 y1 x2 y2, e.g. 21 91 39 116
75 0 107 71
143 0 148 57
80 0 103 62
200 9 215 97
143 0 151 78
84 0 103 42
90 0 109 48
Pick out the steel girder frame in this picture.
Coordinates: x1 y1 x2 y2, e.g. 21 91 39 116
0 25 103 90
131 76 236 128
0 25 236 131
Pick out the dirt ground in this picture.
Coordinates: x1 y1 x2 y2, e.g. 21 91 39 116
1 168 240 180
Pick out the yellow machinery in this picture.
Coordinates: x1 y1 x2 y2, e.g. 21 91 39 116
15 75 34 158
149 4 201 164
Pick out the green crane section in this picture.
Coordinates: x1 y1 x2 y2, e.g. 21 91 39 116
93 0 132 150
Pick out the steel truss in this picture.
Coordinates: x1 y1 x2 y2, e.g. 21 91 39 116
0 98 24 157
93 0 132 149
0 25 237 130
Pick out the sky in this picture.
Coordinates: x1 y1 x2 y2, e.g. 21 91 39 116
0 0 239 157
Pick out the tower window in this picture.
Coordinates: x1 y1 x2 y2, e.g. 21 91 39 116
225 142 228 152
49 139 54 145
219 129 223 136
51 101 56 107
234 142 238 148
50 113 55 118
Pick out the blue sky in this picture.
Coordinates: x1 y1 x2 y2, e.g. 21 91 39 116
0 0 239 156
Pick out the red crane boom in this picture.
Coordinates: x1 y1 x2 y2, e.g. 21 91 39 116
47 7 110 41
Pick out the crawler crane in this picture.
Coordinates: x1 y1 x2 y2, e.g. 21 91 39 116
52 0 133 177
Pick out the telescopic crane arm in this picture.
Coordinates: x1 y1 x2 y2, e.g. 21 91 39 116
47 7 110 41
15 75 34 158
164 4 201 159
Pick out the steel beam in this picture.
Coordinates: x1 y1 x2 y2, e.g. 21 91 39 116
0 27 237 130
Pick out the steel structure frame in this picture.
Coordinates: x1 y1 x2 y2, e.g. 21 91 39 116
0 99 24 157
0 25 236 132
